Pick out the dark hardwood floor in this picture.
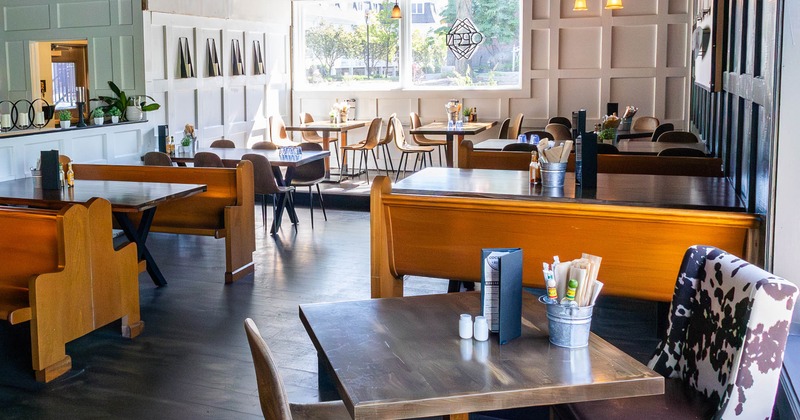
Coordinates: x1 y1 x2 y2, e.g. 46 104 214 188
0 205 447 419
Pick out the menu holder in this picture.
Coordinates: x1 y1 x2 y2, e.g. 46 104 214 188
40 150 60 190
480 248 523 345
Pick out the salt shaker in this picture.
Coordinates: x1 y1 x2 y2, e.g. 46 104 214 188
459 314 473 339
473 316 489 341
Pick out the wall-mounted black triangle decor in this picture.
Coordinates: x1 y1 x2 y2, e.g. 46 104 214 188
253 40 265 75
206 38 221 77
231 39 243 76
178 37 195 78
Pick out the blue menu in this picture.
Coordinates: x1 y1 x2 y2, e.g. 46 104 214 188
481 248 523 345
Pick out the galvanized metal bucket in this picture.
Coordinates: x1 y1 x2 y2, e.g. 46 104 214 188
540 295 593 348
541 162 567 188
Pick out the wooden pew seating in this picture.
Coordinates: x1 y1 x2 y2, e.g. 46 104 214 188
458 140 724 177
73 162 256 283
0 198 141 382
370 176 759 301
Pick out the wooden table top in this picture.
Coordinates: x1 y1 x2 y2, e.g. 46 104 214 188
0 178 206 213
300 292 663 419
410 120 497 136
170 148 330 167
283 120 367 133
475 139 708 156
393 167 744 211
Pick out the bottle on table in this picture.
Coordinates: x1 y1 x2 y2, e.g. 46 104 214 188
529 151 540 185
66 162 74 188
167 136 175 155
471 107 477 122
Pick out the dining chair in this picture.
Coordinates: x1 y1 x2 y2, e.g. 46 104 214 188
545 123 572 140
340 117 382 183
143 151 174 166
497 118 511 139
596 143 619 154
548 116 572 129
269 115 299 147
555 245 798 420
292 142 327 228
632 116 660 131
210 139 236 148
59 154 73 168
392 116 434 182
244 319 350 420
299 113 340 165
657 147 706 157
657 131 699 143
410 112 446 166
521 130 553 141
649 123 675 142
241 153 296 233
251 141 278 150
501 143 536 152
506 113 524 139
193 151 225 168
375 113 397 174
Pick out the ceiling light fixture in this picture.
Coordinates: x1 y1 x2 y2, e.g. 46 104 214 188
391 1 402 19
605 0 623 9
573 0 588 11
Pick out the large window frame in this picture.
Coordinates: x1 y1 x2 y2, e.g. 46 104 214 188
292 0 524 93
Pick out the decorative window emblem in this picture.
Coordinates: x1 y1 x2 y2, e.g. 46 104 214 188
445 18 484 60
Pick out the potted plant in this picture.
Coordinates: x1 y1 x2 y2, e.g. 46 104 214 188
92 81 160 121
58 110 72 129
462 108 472 123
91 107 105 125
107 107 122 123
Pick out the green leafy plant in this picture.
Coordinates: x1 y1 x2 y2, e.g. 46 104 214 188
181 135 192 147
462 108 472 117
107 107 122 117
91 107 105 118
598 128 616 141
58 110 72 121
93 81 160 120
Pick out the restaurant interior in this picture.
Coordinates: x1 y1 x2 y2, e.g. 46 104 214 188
1 0 800 418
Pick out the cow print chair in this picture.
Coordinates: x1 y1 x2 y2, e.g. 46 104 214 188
555 245 798 420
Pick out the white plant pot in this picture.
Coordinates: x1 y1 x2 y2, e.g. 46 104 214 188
94 117 104 126
110 116 119 124
60 120 71 129
126 106 143 121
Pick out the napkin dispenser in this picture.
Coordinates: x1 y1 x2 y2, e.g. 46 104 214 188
480 248 523 345
40 150 61 190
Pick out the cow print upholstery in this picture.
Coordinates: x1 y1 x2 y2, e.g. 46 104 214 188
648 245 797 419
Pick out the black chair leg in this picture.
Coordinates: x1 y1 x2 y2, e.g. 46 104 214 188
316 184 327 221
437 146 443 166
395 153 406 182
260 194 267 230
308 185 314 229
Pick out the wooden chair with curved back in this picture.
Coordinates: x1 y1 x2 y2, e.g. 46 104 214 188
650 123 675 142
497 118 511 139
409 112 446 165
657 147 707 157
244 319 350 420
251 141 278 150
269 115 299 147
657 131 699 143
392 116 434 182
210 139 236 148
59 154 73 168
545 123 572 140
193 152 225 168
375 113 397 174
241 153 295 233
340 117 382 183
632 116 660 131
548 116 572 129
143 151 174 166
292 142 328 228
299 113 340 165
506 113 524 139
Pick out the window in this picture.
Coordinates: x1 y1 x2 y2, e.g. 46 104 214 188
295 0 521 90
51 63 77 109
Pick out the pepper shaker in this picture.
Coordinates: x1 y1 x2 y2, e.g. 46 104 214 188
473 316 489 341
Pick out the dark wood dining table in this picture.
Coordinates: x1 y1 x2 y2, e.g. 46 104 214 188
283 120 367 178
171 148 329 233
300 292 664 419
410 121 497 167
0 178 206 286
474 138 709 156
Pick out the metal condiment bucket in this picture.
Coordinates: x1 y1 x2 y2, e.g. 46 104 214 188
541 162 567 188
540 296 593 348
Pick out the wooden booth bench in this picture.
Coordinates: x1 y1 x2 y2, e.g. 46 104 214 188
458 140 724 177
0 198 141 382
73 162 256 284
370 176 759 301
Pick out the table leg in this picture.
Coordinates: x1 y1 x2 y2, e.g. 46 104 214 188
321 131 332 177
445 133 455 167
270 167 299 235
114 209 167 287
317 356 341 402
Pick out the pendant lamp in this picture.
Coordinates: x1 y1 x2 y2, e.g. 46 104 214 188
573 0 588 11
391 1 402 19
605 0 623 9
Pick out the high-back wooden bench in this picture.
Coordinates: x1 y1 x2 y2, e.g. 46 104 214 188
0 198 141 382
73 162 256 283
370 176 759 301
458 140 724 176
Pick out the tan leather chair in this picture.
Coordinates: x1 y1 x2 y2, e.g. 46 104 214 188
193 152 225 167
59 154 73 168
545 123 572 140
507 113 524 139
341 117 382 183
632 116 660 131
241 153 295 233
143 151 173 166
376 113 397 174
269 115 298 147
209 139 235 148
244 319 350 420
251 141 278 150
409 112 446 166
299 113 339 165
657 131 699 143
392 116 434 181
